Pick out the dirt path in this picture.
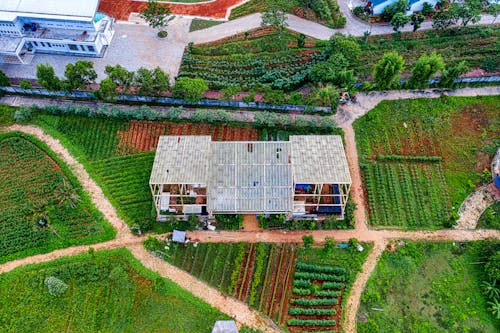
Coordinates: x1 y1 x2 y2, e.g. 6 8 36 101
242 214 260 231
341 125 368 232
127 244 282 333
343 240 387 333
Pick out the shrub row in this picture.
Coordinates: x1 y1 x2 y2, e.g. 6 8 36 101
287 319 336 326
377 154 442 162
293 279 312 288
296 262 346 275
288 307 336 316
294 271 345 282
291 298 338 306
322 281 345 290
293 287 312 295
314 290 342 298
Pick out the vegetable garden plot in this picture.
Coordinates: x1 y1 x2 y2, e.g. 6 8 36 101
88 153 155 230
361 161 450 228
287 263 347 333
146 240 297 324
0 134 112 262
179 50 323 90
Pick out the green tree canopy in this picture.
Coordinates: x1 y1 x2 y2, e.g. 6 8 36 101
372 51 405 90
104 64 134 91
439 60 468 88
325 34 361 64
140 0 174 32
408 52 444 88
172 77 208 102
64 60 97 90
0 70 10 86
310 53 355 87
36 63 61 91
410 13 425 32
390 12 410 32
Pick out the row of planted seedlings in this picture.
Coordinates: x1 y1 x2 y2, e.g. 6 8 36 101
287 262 347 332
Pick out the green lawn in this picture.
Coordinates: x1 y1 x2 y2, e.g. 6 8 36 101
189 19 223 32
0 132 114 263
354 96 500 229
0 248 229 332
358 241 500 333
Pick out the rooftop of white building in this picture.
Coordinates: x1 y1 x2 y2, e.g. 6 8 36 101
0 0 100 22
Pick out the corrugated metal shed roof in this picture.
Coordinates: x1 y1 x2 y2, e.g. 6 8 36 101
149 136 211 185
290 135 351 184
0 0 99 21
207 141 293 213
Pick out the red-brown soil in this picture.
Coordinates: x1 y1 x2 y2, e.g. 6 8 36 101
99 0 247 20
116 120 260 154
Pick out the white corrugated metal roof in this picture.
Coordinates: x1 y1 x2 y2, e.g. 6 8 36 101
290 135 351 184
150 135 351 213
149 136 211 185
0 0 99 21
208 141 293 213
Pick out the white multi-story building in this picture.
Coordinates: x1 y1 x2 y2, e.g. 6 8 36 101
0 0 114 64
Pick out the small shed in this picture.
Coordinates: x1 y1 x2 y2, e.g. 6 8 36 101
172 230 186 243
211 320 238 333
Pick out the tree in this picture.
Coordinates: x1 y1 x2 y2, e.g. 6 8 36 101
310 53 355 87
439 60 468 88
261 0 293 40
390 12 410 32
325 34 361 64
104 64 134 92
172 77 208 102
410 13 425 31
133 67 169 96
421 2 434 16
407 52 444 88
36 63 61 91
140 0 174 37
323 237 336 254
151 67 170 92
97 77 117 100
19 79 32 90
381 0 409 21
0 70 10 86
457 0 482 26
64 60 97 90
372 51 405 90
486 4 499 24
432 6 459 30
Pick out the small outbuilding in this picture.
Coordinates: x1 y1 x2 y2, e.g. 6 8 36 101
171 230 186 243
211 320 238 333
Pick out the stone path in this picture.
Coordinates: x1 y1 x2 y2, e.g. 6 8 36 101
455 183 497 230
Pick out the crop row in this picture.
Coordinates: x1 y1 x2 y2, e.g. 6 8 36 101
287 319 336 326
362 161 450 228
290 298 338 306
288 307 336 316
294 271 346 282
296 262 346 275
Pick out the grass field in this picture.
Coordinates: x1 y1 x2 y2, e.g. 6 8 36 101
145 239 371 332
0 248 229 332
0 132 114 263
354 96 500 229
358 241 500 333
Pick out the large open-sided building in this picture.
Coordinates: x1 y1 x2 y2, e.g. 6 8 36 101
149 135 351 220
